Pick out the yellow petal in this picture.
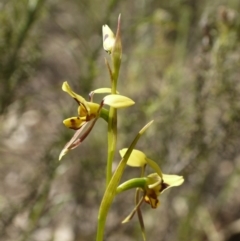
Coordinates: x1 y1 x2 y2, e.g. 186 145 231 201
91 88 119 94
102 25 115 39
103 94 135 108
119 149 147 167
63 117 85 130
86 102 100 116
144 186 160 208
146 173 162 189
144 195 159 209
161 174 184 193
146 158 163 178
77 105 88 117
62 82 90 112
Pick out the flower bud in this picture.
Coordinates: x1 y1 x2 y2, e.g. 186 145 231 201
102 25 115 54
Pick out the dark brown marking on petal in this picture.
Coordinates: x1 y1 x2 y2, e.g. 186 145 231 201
80 103 88 114
149 191 158 199
144 195 158 209
86 114 96 121
70 127 79 130
74 98 80 105
160 182 169 192
104 34 109 41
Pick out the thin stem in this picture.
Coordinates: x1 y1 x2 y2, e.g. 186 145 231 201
106 14 121 186
136 188 146 241
106 53 120 185
106 107 117 185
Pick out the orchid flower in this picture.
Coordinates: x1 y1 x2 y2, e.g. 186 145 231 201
59 82 135 160
117 149 184 239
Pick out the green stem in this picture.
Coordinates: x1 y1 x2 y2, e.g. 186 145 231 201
106 67 119 185
100 14 123 239
99 108 109 123
106 107 117 185
106 14 121 186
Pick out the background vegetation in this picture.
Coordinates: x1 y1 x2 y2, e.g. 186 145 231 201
0 0 240 240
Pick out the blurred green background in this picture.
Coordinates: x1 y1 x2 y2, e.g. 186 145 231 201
1 0 240 240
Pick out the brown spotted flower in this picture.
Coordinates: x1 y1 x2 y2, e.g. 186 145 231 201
59 82 135 160
117 149 184 239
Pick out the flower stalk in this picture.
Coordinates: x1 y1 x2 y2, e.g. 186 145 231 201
59 14 184 241
106 14 122 185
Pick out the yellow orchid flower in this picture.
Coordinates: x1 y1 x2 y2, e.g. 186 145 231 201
59 82 135 160
117 172 184 211
117 149 184 239
62 82 134 130
118 149 184 209
144 173 184 208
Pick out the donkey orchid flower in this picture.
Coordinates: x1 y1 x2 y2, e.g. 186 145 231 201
59 82 135 160
117 149 184 223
